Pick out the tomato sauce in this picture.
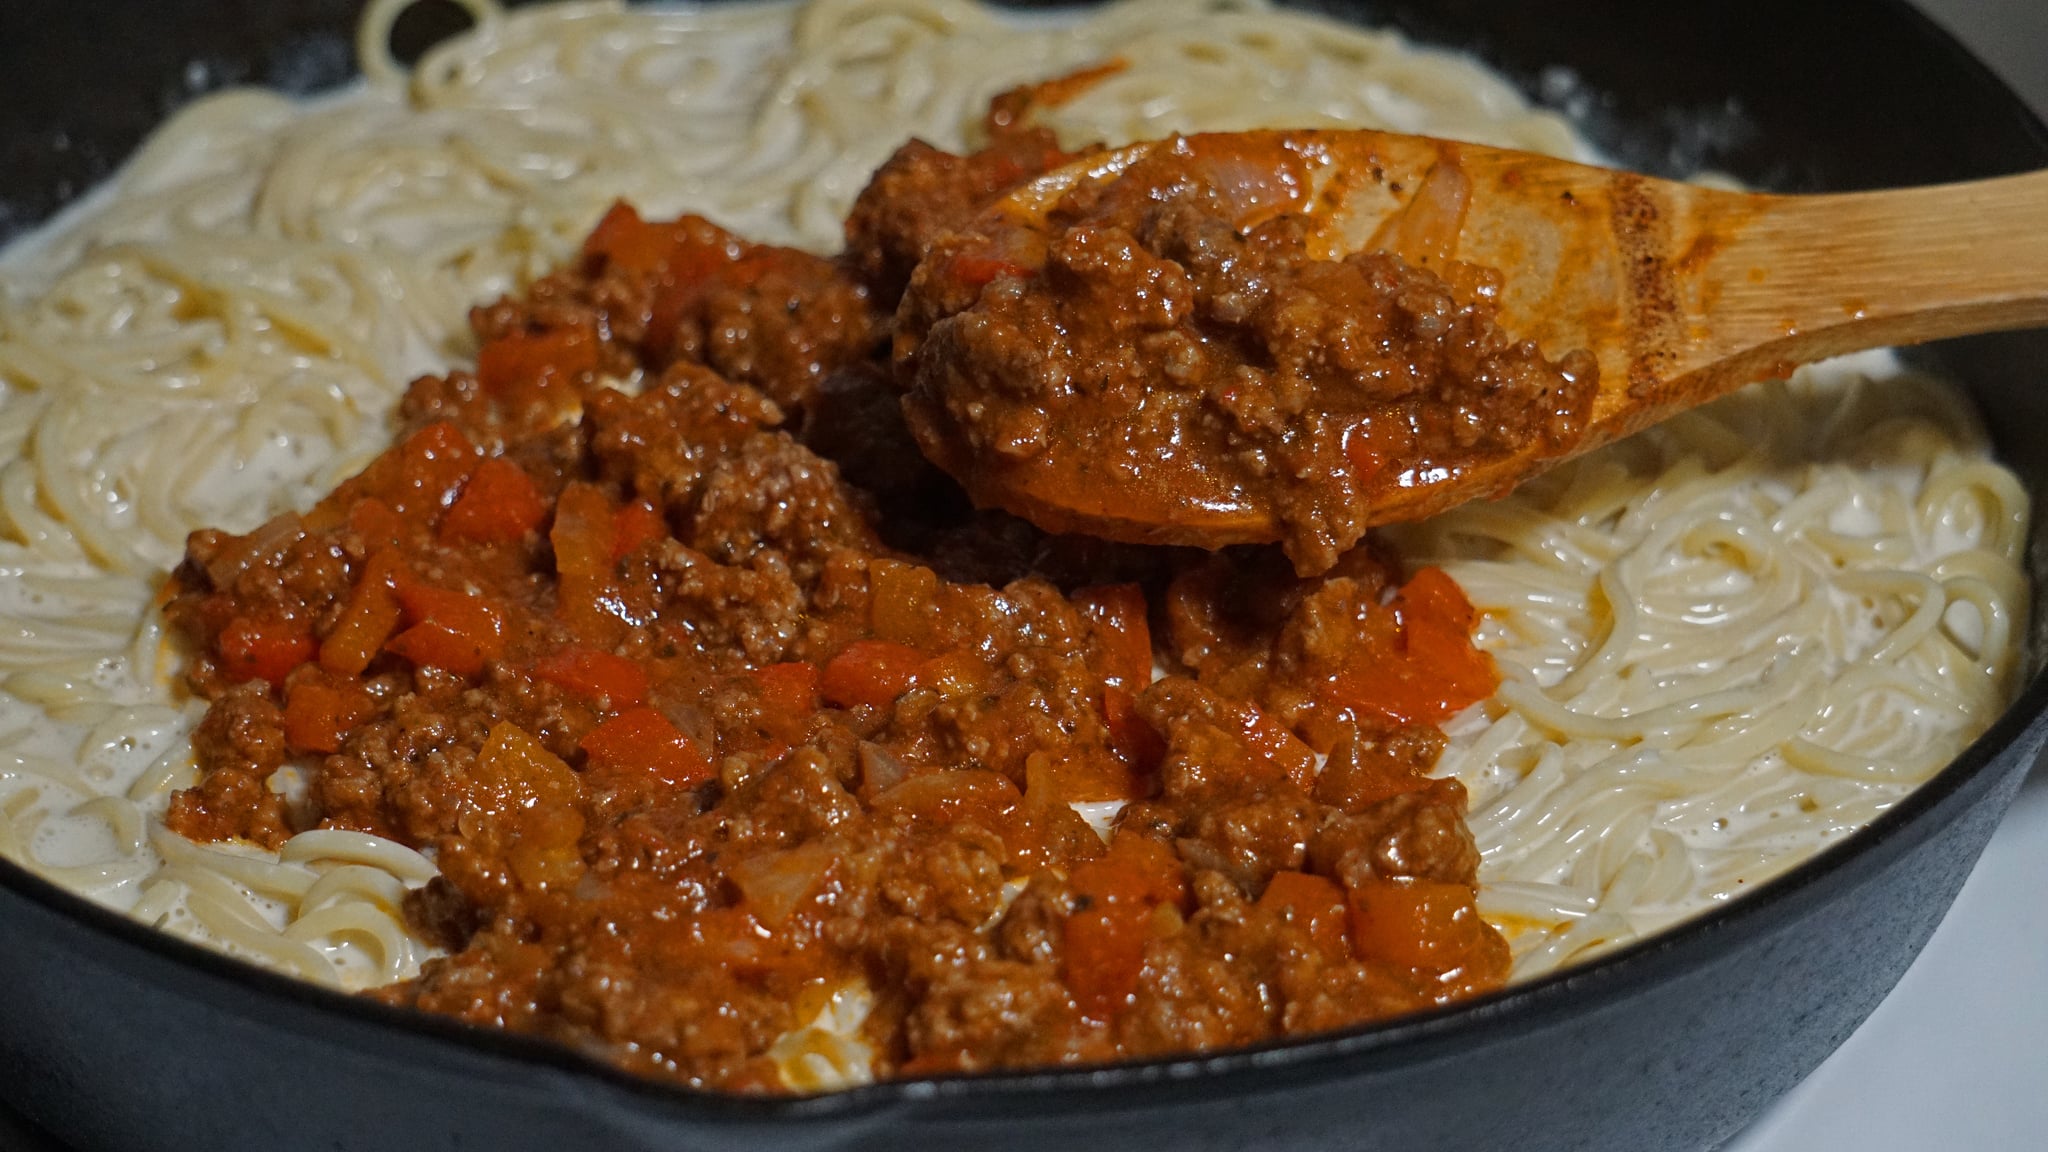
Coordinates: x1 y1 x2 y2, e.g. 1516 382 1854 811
162 102 1510 1091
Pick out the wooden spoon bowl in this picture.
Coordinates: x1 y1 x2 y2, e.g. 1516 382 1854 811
895 129 2048 566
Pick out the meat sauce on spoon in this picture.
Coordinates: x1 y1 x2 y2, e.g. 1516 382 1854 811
894 130 2048 573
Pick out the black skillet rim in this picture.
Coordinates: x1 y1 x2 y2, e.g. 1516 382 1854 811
1 0 2044 1126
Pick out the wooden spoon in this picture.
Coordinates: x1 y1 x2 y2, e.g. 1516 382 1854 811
895 129 2048 568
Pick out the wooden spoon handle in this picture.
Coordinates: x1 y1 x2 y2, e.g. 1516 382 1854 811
1658 169 2048 415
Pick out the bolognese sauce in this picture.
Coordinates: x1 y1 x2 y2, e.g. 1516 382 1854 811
162 123 1510 1090
897 133 1599 575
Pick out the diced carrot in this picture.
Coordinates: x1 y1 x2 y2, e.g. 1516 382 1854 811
506 806 588 889
946 252 1033 290
549 481 634 640
1399 566 1477 630
1341 421 1388 485
1024 749 1141 807
441 458 547 545
868 559 938 646
346 497 402 553
469 723 587 890
610 499 667 563
1319 668 1440 730
532 648 649 710
392 421 478 523
1070 832 1186 911
282 678 372 755
643 244 772 360
319 550 405 678
1258 870 1350 956
751 661 820 716
1119 833 1189 909
217 616 315 687
386 623 493 678
472 721 583 814
1101 684 1166 776
551 481 616 589
580 705 713 789
581 201 677 280
820 640 929 709
1072 583 1152 690
1348 877 1506 981
1062 901 1151 1019
387 578 505 678
1237 703 1320 792
1321 567 1499 725
391 579 501 634
1398 567 1498 703
914 649 981 696
476 322 601 396
325 422 476 530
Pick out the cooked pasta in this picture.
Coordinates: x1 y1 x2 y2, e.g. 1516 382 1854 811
1393 352 2027 972
0 0 2024 1078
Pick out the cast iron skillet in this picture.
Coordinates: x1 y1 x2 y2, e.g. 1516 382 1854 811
1 2 2044 1149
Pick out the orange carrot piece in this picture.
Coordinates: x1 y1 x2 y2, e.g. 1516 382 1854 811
1071 832 1186 911
751 661 821 716
609 499 667 563
532 648 649 710
581 201 677 280
1258 870 1350 956
441 458 547 545
1059 830 1188 1023
1348 877 1504 979
1237 702 1320 792
1322 566 1499 725
386 624 493 679
1397 567 1499 706
392 421 478 523
1072 583 1152 689
551 481 616 588
580 705 713 789
476 322 601 396
218 617 315 687
319 550 405 678
868 558 939 647
1101 684 1166 776
387 578 505 678
819 640 929 709
282 678 371 754
346 497 402 553
1063 902 1151 1019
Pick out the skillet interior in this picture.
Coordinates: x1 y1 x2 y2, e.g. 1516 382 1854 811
0 2 2044 1149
